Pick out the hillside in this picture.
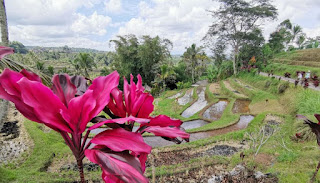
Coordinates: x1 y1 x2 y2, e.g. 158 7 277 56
271 48 320 67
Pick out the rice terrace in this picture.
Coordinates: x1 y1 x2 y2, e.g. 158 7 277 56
0 0 320 182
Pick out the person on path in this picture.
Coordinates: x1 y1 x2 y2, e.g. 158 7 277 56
298 72 303 85
306 70 311 80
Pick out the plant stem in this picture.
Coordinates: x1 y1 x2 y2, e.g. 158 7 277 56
77 158 85 183
310 160 320 183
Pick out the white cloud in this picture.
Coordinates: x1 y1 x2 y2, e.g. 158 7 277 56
4 0 320 53
105 0 122 13
116 0 320 54
71 11 112 36
262 0 320 41
117 0 217 53
6 0 84 25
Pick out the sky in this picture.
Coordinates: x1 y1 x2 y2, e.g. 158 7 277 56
5 0 320 54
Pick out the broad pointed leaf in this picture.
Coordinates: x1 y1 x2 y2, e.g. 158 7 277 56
20 69 42 82
144 115 182 127
89 116 149 130
143 126 190 139
52 74 76 107
17 78 71 133
90 128 151 154
70 75 88 96
0 46 14 59
85 149 148 183
304 120 320 147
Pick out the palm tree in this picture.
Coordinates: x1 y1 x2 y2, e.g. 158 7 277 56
74 53 96 78
297 35 306 49
292 25 302 42
0 0 8 46
183 44 205 83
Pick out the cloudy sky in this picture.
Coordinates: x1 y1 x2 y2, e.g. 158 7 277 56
5 0 320 54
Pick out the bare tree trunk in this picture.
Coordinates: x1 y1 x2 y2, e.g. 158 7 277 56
0 0 9 46
233 46 239 75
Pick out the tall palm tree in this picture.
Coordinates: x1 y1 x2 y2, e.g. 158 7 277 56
74 53 96 78
183 44 204 83
0 0 8 46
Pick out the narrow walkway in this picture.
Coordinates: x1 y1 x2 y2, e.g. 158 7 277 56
259 72 320 91
223 81 247 98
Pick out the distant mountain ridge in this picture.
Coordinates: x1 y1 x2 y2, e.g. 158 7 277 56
25 46 105 53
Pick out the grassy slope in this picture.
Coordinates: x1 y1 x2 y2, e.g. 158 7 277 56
237 72 320 182
0 121 101 183
264 48 320 78
2 71 320 182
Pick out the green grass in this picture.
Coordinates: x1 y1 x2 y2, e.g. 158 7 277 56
263 62 320 79
0 121 101 183
4 67 320 182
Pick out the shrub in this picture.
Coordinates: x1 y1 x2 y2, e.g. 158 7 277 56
265 80 272 88
278 82 289 94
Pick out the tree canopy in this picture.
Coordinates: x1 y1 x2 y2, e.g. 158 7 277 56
110 35 172 85
204 0 278 75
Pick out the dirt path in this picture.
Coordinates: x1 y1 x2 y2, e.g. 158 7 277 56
259 72 320 91
223 81 247 98
234 79 254 90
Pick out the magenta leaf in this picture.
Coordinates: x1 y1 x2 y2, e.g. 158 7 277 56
61 72 119 133
108 88 126 117
315 114 320 124
61 90 96 133
70 75 88 96
0 46 14 59
89 116 150 130
17 78 72 133
136 74 144 92
145 115 182 127
88 71 120 117
90 128 151 154
109 74 154 118
304 120 320 147
143 126 190 140
20 69 42 82
52 74 76 107
85 148 148 183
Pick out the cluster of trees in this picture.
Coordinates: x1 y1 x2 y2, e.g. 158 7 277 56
108 35 172 85
204 0 278 75
109 35 212 91
269 19 319 53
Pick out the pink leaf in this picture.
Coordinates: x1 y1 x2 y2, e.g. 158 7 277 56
0 46 14 59
85 149 149 183
17 78 71 133
90 128 151 154
143 126 190 139
108 88 126 117
70 75 88 96
62 71 119 133
52 74 76 107
61 90 96 133
145 115 182 127
88 71 120 118
315 114 320 124
132 92 153 118
20 69 42 82
136 74 144 92
136 94 154 118
89 116 150 130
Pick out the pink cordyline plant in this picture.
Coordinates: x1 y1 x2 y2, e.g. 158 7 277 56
297 114 320 182
0 47 189 183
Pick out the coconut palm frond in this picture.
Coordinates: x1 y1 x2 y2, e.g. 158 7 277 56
0 57 52 85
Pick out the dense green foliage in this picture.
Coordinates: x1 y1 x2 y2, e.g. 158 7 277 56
204 0 277 74
110 35 172 85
